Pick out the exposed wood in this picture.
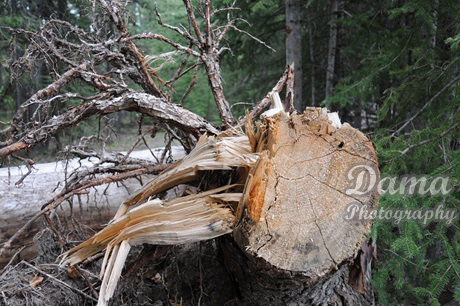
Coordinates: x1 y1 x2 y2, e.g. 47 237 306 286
115 134 258 218
284 64 295 112
0 1 382 302
60 134 258 305
237 108 378 273
58 100 379 305
239 65 292 126
230 107 379 304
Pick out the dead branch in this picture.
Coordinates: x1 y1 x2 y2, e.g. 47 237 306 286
397 122 459 157
2 0 277 167
181 63 200 105
0 92 218 158
98 0 166 99
0 246 27 275
11 154 35 185
0 1 286 279
74 266 99 299
21 261 98 302
239 65 293 126
285 63 295 112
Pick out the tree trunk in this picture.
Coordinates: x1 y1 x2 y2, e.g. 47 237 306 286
430 0 439 48
286 0 303 110
325 0 339 100
227 109 379 305
307 11 316 106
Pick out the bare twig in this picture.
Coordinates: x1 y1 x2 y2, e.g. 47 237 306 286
239 66 291 125
44 214 65 247
226 25 276 52
398 123 459 157
183 0 203 44
0 245 27 275
230 102 254 110
155 1 196 43
120 127 155 164
74 265 99 299
21 261 98 302
126 33 200 57
181 63 200 105
11 154 35 185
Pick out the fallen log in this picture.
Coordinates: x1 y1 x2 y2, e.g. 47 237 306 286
61 101 379 305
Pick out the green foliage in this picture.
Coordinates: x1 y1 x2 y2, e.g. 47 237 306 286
446 34 460 51
318 0 460 304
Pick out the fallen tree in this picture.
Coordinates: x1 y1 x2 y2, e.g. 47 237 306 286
60 99 379 305
0 1 379 305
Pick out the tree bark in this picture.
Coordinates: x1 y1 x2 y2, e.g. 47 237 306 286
286 0 303 110
1 92 218 158
430 0 439 48
220 237 375 305
325 0 339 100
203 54 234 126
307 11 316 106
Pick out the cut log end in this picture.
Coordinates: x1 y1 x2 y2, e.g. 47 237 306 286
235 107 379 279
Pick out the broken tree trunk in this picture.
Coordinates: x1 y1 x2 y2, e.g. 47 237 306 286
226 107 379 305
61 104 379 306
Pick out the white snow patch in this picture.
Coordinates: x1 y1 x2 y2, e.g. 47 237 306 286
327 112 342 129
0 146 186 177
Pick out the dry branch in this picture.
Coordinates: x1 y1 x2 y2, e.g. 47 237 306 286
0 92 218 158
238 64 293 126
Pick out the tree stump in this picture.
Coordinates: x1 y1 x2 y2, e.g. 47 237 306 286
227 108 379 305
59 107 379 306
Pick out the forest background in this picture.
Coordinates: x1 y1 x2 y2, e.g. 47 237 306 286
0 0 459 305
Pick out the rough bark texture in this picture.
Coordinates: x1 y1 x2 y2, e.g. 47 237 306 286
286 0 303 110
203 56 234 127
325 0 339 100
307 11 316 106
220 237 374 306
0 1 382 304
1 109 379 305
0 93 217 158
